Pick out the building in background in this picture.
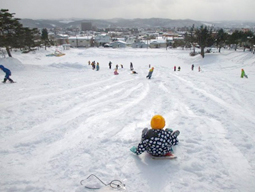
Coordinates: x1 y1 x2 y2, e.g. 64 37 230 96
69 36 92 48
81 22 92 31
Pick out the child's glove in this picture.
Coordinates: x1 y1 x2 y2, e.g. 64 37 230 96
130 146 137 154
166 128 173 133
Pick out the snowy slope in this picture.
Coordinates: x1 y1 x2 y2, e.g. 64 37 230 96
0 47 255 192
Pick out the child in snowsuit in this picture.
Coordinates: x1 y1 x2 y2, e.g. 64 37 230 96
191 64 194 71
91 61 95 70
130 62 133 71
241 69 248 78
114 69 119 75
109 61 112 69
96 62 100 71
130 115 180 157
0 65 14 83
146 67 154 79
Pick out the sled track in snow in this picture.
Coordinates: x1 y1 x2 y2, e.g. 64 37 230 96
165 72 255 191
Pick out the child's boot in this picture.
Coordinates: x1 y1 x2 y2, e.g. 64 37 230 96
171 130 180 137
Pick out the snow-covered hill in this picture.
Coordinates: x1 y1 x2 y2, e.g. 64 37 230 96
1 47 255 192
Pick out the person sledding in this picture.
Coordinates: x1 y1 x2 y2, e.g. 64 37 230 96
130 115 180 157
146 67 154 79
0 65 15 83
241 69 248 78
114 69 119 75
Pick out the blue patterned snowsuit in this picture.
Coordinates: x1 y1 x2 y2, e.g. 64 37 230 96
136 128 178 156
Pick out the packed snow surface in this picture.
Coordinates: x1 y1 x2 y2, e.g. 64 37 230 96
1 47 255 192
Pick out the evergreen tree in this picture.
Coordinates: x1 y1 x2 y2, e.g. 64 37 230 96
22 28 40 50
189 24 196 53
0 9 39 56
216 28 228 53
183 25 197 53
0 9 22 57
247 35 255 53
41 28 49 50
173 39 186 49
240 30 254 52
227 30 242 51
195 25 214 58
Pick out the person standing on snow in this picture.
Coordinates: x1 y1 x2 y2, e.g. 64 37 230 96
130 62 133 71
191 64 194 71
109 61 112 69
174 66 176 71
146 67 154 79
0 65 15 83
241 69 248 78
130 115 180 157
91 61 95 70
96 62 100 71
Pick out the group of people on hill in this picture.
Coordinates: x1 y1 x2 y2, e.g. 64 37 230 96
173 64 200 72
112 61 154 78
86 60 250 80
190 64 201 72
0 60 249 84
88 61 100 71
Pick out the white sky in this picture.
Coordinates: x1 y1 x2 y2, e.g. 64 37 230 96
1 0 255 21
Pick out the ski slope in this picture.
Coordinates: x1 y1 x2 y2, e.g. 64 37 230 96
1 47 255 192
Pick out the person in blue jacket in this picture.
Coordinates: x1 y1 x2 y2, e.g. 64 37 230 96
0 65 14 83
130 115 180 157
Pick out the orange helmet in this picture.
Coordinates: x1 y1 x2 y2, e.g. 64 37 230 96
151 115 165 129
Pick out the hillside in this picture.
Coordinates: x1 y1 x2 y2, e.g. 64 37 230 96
0 47 255 192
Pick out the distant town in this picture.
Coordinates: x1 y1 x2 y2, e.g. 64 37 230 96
43 21 255 50
1 8 255 58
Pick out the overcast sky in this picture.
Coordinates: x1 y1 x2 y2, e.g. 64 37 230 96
1 0 255 21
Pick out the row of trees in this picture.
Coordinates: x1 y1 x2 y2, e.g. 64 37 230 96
0 9 50 57
174 25 255 58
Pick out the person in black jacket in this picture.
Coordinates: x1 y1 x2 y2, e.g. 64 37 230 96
130 115 180 157
0 65 14 83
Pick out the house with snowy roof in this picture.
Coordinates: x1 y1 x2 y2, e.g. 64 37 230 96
68 36 92 48
149 37 167 48
109 40 126 48
55 34 69 45
94 34 111 46
131 40 149 48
